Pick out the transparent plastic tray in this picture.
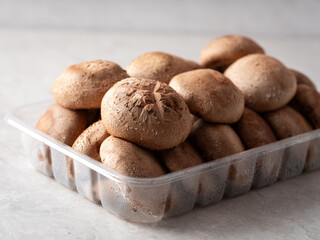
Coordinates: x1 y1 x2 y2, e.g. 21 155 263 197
5 101 320 223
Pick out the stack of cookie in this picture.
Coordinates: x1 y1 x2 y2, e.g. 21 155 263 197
35 35 320 206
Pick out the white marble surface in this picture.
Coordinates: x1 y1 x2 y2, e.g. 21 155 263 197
1 28 320 239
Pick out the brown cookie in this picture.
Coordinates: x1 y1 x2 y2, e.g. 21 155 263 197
234 107 277 149
170 69 244 123
72 120 110 161
36 104 88 188
157 141 204 172
190 120 244 161
263 106 313 179
157 140 225 206
225 54 297 112
36 104 87 145
263 106 313 139
290 84 320 129
190 120 252 197
290 69 316 89
126 52 200 84
100 136 165 178
101 77 192 150
52 60 128 109
200 35 264 72
234 107 278 188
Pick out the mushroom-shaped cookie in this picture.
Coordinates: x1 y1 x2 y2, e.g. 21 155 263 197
126 52 200 84
35 103 87 173
263 106 312 139
234 107 276 149
291 69 316 89
72 120 110 161
199 35 264 72
101 77 192 150
36 104 87 145
157 141 205 210
190 120 252 197
290 84 320 129
263 106 313 179
170 69 244 123
100 136 171 217
71 120 110 202
157 141 225 206
157 141 203 172
52 60 128 109
190 120 244 161
234 107 278 188
100 136 165 178
36 104 88 186
292 84 320 171
224 54 297 112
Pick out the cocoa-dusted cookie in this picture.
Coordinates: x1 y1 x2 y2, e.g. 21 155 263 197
36 104 88 184
157 141 204 172
234 107 277 149
72 120 110 161
100 136 172 217
100 136 165 177
190 120 244 161
264 106 313 180
36 104 87 145
224 54 297 112
157 140 223 206
52 60 128 109
126 52 200 84
234 107 278 188
101 77 192 150
263 106 313 139
200 35 264 71
290 84 320 129
71 120 109 202
190 120 252 197
290 69 316 89
170 68 244 123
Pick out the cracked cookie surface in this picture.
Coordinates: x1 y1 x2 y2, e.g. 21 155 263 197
101 77 192 150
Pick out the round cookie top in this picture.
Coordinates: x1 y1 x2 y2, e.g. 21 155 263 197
101 77 192 150
36 104 87 146
157 141 204 172
263 106 313 139
170 68 245 123
234 107 276 149
199 35 264 71
100 136 165 178
291 84 320 129
190 120 245 162
290 69 316 89
52 60 128 109
224 54 297 112
126 52 200 84
72 120 110 162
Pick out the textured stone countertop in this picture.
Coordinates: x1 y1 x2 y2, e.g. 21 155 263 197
1 28 320 240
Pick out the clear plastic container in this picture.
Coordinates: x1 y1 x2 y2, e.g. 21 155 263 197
5 101 320 223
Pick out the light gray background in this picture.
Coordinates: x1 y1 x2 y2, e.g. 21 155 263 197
1 1 320 239
1 0 320 36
